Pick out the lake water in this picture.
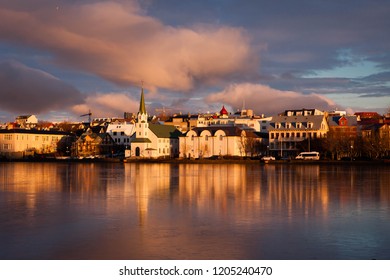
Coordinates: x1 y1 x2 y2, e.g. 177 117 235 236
0 162 389 260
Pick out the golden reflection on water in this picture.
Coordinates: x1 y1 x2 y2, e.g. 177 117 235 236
2 162 390 224
1 162 390 259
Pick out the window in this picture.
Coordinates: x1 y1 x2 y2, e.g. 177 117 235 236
219 135 223 141
205 135 209 141
113 132 117 136
3 144 12 150
296 123 301 129
271 133 274 139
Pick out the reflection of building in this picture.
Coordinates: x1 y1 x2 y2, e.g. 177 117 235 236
130 87 182 158
0 129 68 159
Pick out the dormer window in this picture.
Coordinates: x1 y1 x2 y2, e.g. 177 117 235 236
307 122 313 129
286 122 291 129
296 122 302 129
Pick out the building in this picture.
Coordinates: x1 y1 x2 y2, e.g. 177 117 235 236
268 113 329 157
355 112 383 125
196 106 263 132
15 115 38 128
130 88 182 158
326 115 358 159
327 115 358 138
73 128 115 158
282 108 324 116
179 126 263 158
360 123 390 159
0 129 68 159
106 120 135 148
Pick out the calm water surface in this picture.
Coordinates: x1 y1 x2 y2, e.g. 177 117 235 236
0 162 389 260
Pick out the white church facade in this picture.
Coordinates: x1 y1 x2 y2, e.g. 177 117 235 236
130 88 182 158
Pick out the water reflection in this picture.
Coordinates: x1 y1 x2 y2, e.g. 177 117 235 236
0 162 389 259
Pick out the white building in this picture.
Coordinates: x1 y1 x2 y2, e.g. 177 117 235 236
130 88 182 158
106 120 135 148
179 126 262 158
0 129 68 159
15 115 38 128
195 106 263 131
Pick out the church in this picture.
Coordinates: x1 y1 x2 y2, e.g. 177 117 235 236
130 87 182 158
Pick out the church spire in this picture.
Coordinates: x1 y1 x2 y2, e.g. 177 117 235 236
139 85 146 115
137 83 148 123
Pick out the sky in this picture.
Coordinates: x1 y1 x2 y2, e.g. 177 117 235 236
0 0 389 122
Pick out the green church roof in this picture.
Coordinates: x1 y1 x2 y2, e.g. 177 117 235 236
149 123 182 138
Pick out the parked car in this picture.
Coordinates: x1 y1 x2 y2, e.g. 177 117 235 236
261 156 275 161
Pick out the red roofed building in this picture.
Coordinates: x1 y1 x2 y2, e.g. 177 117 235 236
220 105 228 116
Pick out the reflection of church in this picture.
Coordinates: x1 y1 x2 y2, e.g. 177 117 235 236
130 87 182 158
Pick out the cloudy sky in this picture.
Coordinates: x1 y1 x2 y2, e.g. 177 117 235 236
0 0 389 122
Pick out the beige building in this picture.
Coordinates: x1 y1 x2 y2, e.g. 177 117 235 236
268 113 329 157
0 129 68 159
180 126 262 158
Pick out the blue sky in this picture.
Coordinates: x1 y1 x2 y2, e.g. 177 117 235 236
0 0 389 122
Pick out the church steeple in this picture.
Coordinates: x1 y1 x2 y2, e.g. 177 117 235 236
137 85 148 124
139 87 146 115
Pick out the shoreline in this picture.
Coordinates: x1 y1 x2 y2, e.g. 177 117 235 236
1 157 389 165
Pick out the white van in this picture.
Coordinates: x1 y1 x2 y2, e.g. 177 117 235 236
295 151 320 160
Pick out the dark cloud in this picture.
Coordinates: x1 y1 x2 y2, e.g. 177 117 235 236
0 61 84 113
0 0 257 92
0 0 389 119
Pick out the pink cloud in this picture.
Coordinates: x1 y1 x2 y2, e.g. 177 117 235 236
205 83 338 116
0 1 257 91
72 92 139 118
